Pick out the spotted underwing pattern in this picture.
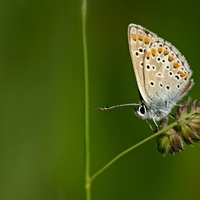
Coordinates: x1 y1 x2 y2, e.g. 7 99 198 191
128 23 194 121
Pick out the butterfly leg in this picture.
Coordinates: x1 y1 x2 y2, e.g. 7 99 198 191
145 119 154 130
152 117 158 128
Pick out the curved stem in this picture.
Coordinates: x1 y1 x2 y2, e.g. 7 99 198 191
87 121 178 186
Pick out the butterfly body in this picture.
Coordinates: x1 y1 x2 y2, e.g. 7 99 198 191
128 24 193 121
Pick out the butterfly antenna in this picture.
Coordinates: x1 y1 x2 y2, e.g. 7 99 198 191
95 103 139 111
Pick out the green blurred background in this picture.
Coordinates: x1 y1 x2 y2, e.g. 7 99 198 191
0 0 200 199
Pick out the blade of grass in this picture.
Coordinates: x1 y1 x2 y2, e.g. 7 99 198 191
81 0 91 199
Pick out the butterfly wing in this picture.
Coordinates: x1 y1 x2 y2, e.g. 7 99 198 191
128 23 193 120
128 24 157 103
143 38 193 113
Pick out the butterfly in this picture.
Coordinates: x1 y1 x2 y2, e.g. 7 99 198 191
96 23 194 126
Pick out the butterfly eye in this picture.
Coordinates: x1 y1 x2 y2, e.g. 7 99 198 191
135 104 147 119
139 105 146 114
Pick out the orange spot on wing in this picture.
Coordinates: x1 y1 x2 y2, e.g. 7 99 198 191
168 55 175 62
151 48 156 56
173 62 180 68
138 34 143 41
177 71 187 77
144 37 150 44
146 51 150 59
158 47 163 53
131 34 137 41
164 50 169 55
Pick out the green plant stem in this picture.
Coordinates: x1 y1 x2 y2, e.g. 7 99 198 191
86 121 178 187
81 0 91 199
